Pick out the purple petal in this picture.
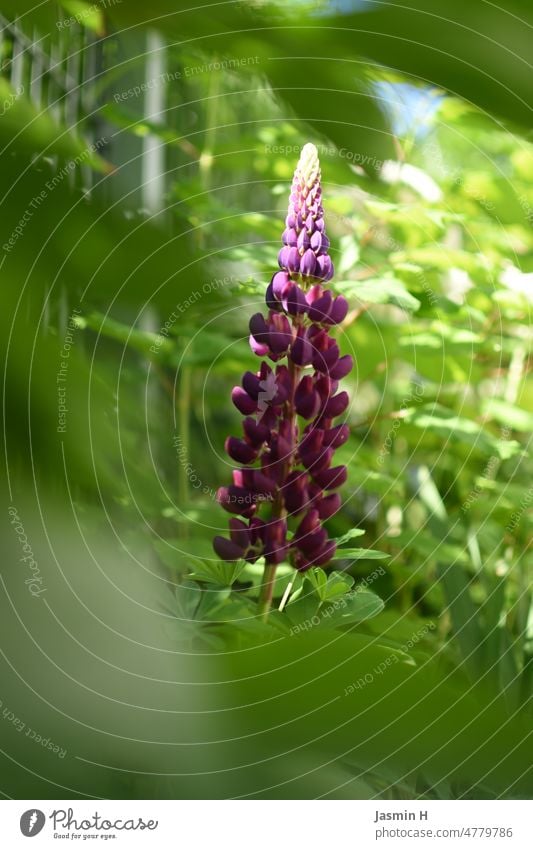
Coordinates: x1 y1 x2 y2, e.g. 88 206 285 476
278 246 291 270
282 228 298 247
249 334 269 357
265 281 282 312
300 248 317 277
232 386 257 415
243 417 269 446
271 270 290 299
300 446 333 474
249 517 266 546
249 312 269 343
281 280 308 316
213 536 244 562
313 540 336 566
242 371 261 400
295 376 321 419
286 246 301 273
327 296 349 325
316 493 341 520
299 428 324 454
297 528 328 557
315 254 334 281
313 465 347 490
268 314 292 354
297 229 310 252
233 469 277 497
263 518 288 565
310 230 328 252
282 470 309 515
295 508 321 539
229 518 251 549
306 284 324 306
322 391 349 419
308 292 333 323
329 354 353 380
290 332 313 366
217 486 256 516
323 424 350 449
312 341 340 374
225 436 257 464
286 213 297 229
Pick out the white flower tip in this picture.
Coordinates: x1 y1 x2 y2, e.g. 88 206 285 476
297 142 320 190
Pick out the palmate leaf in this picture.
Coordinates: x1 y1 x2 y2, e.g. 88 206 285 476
318 590 385 628
304 566 328 600
188 558 246 586
304 568 355 603
285 587 384 631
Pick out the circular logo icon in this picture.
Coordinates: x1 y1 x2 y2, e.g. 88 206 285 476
20 810 46 837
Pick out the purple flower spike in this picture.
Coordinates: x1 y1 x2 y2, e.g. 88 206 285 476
214 143 353 581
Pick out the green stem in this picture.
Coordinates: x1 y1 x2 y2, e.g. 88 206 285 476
257 563 278 622
256 347 301 621
178 363 192 540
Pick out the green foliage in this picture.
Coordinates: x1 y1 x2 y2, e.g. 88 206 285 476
1 0 532 801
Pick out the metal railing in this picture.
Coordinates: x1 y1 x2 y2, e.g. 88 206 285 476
0 12 105 188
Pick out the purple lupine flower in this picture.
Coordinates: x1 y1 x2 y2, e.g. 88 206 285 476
213 143 352 581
